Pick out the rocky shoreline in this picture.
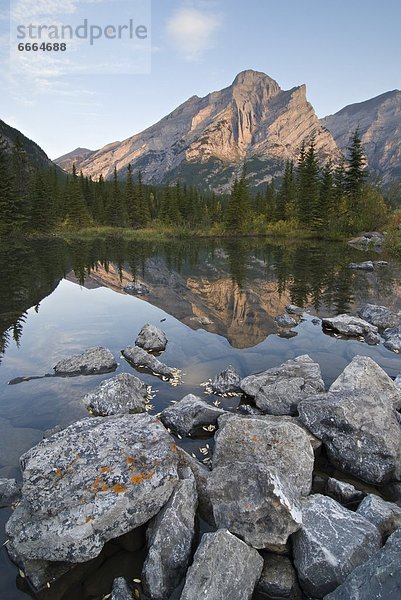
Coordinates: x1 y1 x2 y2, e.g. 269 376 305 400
2 314 401 600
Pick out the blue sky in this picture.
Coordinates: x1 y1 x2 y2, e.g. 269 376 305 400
0 0 400 159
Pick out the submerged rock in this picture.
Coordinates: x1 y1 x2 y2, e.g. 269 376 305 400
326 477 365 506
240 355 325 416
180 529 263 600
82 373 151 416
275 313 298 328
298 390 401 485
6 414 179 563
54 347 117 376
0 477 21 508
357 494 401 541
329 355 401 410
383 326 401 353
123 282 150 295
254 553 302 600
324 526 401 600
203 365 242 395
358 303 401 330
213 415 314 496
121 345 181 383
135 324 167 353
292 494 381 598
161 394 225 437
208 462 302 550
142 468 197 600
348 261 374 271
322 314 378 338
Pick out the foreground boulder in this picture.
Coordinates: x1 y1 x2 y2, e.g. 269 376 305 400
240 355 325 416
358 303 401 330
135 324 167 352
293 495 381 598
254 553 301 600
322 314 378 338
298 390 401 484
356 494 401 541
383 326 401 353
142 468 197 600
213 415 314 496
347 232 384 249
82 373 151 416
177 447 215 526
122 345 181 383
0 478 21 508
160 394 225 436
326 477 365 507
324 526 401 600
203 365 242 395
180 529 263 600
329 355 401 410
208 462 302 550
54 347 117 376
6 414 179 562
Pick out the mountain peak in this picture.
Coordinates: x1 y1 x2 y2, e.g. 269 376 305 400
232 69 280 90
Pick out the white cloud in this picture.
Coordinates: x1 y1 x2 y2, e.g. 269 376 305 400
166 4 221 61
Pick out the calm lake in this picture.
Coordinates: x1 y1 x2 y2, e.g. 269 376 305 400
1 235 400 599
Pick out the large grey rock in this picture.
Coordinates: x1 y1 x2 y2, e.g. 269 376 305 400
135 324 167 352
240 355 325 416
298 391 401 484
0 477 21 508
142 468 197 599
204 365 242 395
329 355 401 410
177 447 215 526
161 394 225 437
254 553 302 600
180 529 263 600
208 462 302 550
54 346 117 376
322 314 378 337
122 344 181 383
326 478 365 506
275 314 298 328
286 304 304 315
357 494 401 541
324 526 401 600
111 577 133 599
348 261 374 271
6 414 179 562
213 415 314 496
358 303 401 330
383 326 401 353
293 494 381 598
82 373 151 416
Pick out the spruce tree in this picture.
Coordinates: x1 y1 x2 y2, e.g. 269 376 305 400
30 170 56 232
0 136 18 234
65 164 91 229
297 139 320 227
276 161 295 221
345 129 368 210
225 166 250 233
125 163 138 227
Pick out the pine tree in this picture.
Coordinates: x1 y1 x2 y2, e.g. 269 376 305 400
0 136 18 234
125 164 138 227
345 129 368 210
65 164 91 229
319 161 335 230
30 170 56 232
136 171 150 226
276 161 295 221
297 139 320 227
225 166 250 233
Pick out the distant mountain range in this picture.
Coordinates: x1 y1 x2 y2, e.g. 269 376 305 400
2 70 400 191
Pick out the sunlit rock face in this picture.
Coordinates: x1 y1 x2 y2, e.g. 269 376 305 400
57 70 341 192
322 89 401 183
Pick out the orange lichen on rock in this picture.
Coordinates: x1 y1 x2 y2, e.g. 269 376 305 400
112 483 126 493
55 468 63 477
101 485 109 492
126 457 136 464
100 466 111 474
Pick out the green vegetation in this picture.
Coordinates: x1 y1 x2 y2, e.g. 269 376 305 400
0 130 394 240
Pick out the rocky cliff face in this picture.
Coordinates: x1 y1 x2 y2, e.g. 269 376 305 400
58 70 341 191
321 90 401 183
55 147 94 173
